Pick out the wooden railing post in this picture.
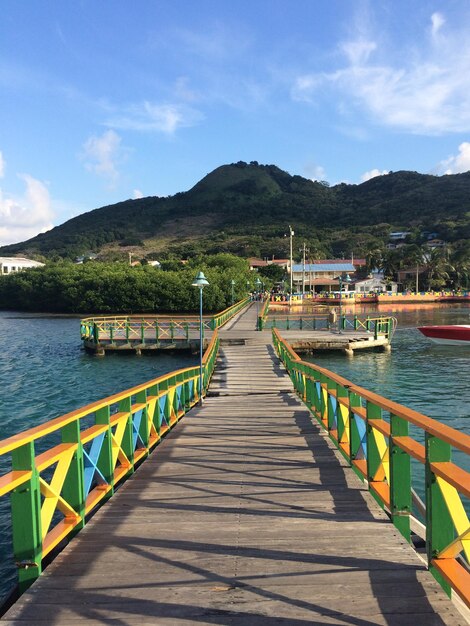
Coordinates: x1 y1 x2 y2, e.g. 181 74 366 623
366 401 385 508
61 421 86 536
119 397 135 476
95 405 114 499
390 414 411 541
11 443 43 592
425 434 453 596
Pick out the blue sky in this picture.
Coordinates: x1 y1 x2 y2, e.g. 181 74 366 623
2 0 470 246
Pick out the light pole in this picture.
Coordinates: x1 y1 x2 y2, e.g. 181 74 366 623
337 273 351 334
288 225 294 296
301 242 308 296
255 277 262 329
192 271 209 404
231 279 236 306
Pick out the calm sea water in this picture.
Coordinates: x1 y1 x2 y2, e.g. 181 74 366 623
0 312 197 604
299 301 470 518
0 305 469 603
302 301 470 433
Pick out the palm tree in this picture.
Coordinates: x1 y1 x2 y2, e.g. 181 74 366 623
450 244 470 290
400 244 425 292
382 248 402 283
365 243 385 275
424 248 451 291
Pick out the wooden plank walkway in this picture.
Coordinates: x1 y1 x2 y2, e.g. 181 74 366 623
1 304 466 625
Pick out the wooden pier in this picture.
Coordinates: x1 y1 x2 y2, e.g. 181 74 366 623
80 304 393 355
277 329 390 355
2 304 465 625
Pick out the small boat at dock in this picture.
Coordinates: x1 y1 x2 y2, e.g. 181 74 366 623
417 325 470 345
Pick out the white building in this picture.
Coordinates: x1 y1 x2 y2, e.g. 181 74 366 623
0 257 44 275
354 275 398 294
291 262 356 293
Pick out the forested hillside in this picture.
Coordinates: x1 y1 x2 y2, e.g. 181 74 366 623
1 162 470 261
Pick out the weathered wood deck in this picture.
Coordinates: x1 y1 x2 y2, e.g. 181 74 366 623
1 304 466 624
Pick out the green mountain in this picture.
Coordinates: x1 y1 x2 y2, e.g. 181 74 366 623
2 162 470 260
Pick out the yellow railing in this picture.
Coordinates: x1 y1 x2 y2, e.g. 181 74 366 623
0 331 220 594
273 328 470 608
80 299 250 347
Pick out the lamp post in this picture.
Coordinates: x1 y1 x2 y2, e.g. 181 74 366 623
288 225 294 296
230 279 236 306
301 242 308 296
192 271 209 404
337 273 351 334
255 277 262 329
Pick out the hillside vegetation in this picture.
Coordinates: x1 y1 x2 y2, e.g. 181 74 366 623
0 254 252 314
1 162 470 261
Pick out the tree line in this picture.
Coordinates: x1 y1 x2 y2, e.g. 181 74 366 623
364 242 470 291
0 254 257 314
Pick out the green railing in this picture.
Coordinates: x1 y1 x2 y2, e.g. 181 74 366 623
211 297 250 329
80 298 250 347
272 328 470 609
81 316 210 346
265 314 397 340
0 331 220 595
257 296 270 330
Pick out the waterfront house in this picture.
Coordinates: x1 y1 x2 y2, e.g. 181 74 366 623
0 256 44 275
248 257 289 271
291 262 356 294
354 275 398 294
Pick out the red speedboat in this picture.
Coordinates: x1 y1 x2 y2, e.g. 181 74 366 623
417 325 470 345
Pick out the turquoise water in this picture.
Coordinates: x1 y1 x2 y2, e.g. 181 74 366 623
0 312 197 604
0 305 469 604
304 302 470 433
300 302 470 523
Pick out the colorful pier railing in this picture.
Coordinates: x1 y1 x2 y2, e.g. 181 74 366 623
262 313 397 341
256 296 270 330
211 297 250 329
258 298 396 340
270 291 470 304
0 331 219 594
272 327 470 609
80 298 249 350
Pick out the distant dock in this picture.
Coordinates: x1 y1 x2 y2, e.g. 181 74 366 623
284 329 391 355
80 300 395 356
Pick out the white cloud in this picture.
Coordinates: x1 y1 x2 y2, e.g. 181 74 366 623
0 174 54 246
436 142 470 174
173 76 200 103
132 189 144 199
291 12 470 134
291 75 323 103
106 102 203 134
81 130 124 187
303 164 327 182
341 39 377 65
0 151 5 178
431 12 445 38
166 23 252 64
360 169 389 182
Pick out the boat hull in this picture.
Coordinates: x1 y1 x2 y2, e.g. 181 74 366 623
418 325 470 345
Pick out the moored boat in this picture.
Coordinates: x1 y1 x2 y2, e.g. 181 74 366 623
417 324 470 345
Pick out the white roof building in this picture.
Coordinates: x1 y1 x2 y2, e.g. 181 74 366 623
0 257 44 274
354 276 398 293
